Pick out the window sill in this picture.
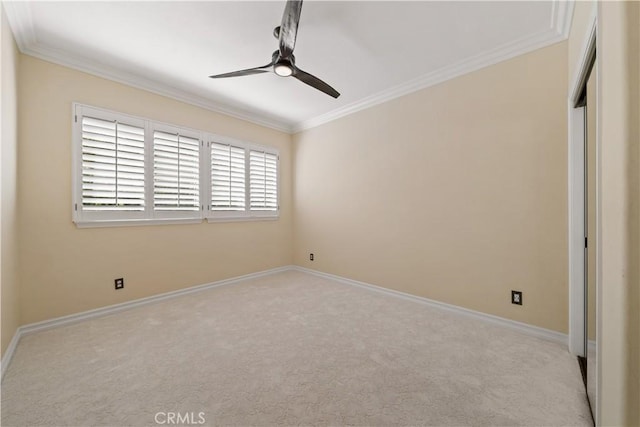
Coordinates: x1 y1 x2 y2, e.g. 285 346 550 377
74 218 203 229
74 215 279 228
206 215 279 223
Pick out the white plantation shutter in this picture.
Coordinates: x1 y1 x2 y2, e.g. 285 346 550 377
153 130 200 212
81 116 145 211
249 150 278 211
73 104 279 226
211 142 245 211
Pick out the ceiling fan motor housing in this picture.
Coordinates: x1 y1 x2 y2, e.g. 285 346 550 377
272 50 294 77
209 0 340 98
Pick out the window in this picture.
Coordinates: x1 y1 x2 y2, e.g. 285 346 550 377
153 129 200 216
81 116 146 212
210 142 246 212
249 150 278 211
72 104 279 227
206 138 279 221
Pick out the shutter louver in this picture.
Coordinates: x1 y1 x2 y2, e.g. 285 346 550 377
81 116 145 211
249 150 278 211
153 131 200 211
211 143 246 211
75 104 280 225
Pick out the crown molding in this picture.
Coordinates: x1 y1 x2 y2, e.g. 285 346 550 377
5 0 572 136
551 0 575 38
22 43 294 133
3 0 293 133
2 0 36 51
293 26 566 133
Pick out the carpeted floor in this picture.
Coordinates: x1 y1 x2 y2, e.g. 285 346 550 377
1 270 592 426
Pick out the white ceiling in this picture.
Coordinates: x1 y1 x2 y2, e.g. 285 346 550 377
4 1 573 133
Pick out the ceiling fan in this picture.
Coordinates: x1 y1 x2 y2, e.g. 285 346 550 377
209 0 340 98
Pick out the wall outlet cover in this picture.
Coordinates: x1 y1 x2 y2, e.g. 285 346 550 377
511 290 522 305
115 278 124 290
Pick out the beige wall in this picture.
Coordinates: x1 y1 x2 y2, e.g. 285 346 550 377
293 42 569 333
625 3 639 424
18 55 293 324
636 6 640 422
1 5 21 358
598 1 640 424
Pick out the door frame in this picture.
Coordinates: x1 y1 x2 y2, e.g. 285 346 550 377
568 8 596 357
567 5 597 418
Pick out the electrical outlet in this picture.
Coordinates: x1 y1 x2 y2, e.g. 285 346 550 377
115 278 124 290
310 253 314 261
511 290 522 305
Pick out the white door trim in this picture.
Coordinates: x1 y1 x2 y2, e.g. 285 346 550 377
567 11 597 357
568 104 586 357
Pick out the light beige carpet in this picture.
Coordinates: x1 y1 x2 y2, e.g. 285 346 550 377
1 270 591 426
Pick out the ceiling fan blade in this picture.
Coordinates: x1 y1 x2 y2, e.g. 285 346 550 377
279 0 303 58
209 63 273 79
293 67 340 98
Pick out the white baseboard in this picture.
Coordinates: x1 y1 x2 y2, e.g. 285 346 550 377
1 265 292 381
19 266 292 336
1 329 21 380
2 264 569 382
293 266 568 345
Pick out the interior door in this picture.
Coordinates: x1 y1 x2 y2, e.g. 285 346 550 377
585 62 597 418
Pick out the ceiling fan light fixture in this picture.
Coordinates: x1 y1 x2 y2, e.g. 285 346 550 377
208 1 340 98
274 62 293 77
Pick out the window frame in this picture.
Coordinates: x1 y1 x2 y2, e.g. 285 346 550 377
248 148 279 215
150 122 204 221
72 103 279 228
205 135 280 223
206 134 250 222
